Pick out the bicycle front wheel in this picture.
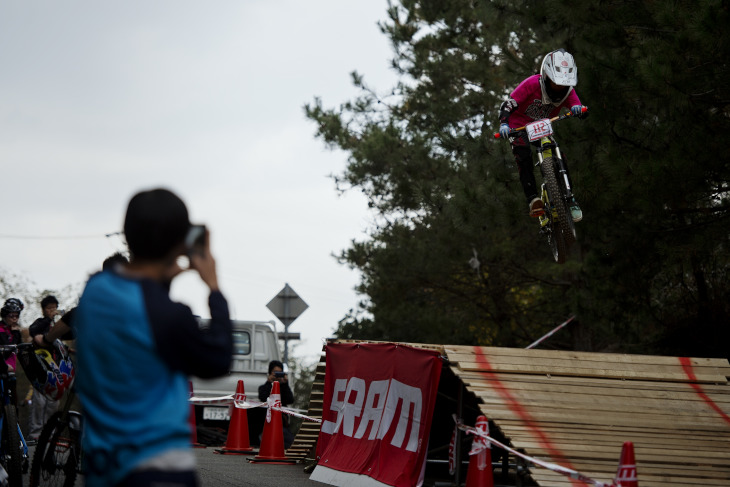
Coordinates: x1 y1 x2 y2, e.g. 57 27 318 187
544 156 576 245
29 412 79 487
1 404 23 487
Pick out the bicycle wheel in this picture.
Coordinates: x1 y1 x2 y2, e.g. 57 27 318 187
542 158 569 263
1 404 23 487
29 412 79 487
545 156 576 245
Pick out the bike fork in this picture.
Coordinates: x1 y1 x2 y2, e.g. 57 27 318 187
554 146 573 199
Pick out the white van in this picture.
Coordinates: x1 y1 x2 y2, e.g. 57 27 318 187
191 319 282 437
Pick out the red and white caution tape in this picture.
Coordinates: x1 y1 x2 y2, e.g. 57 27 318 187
189 393 322 424
526 316 575 349
188 394 235 406
454 416 615 487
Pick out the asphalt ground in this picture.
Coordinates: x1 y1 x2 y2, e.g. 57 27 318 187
20 445 325 487
195 448 326 487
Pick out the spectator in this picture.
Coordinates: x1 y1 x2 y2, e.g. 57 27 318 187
74 188 233 487
258 359 295 448
27 295 62 443
33 252 129 349
0 298 24 413
0 298 24 373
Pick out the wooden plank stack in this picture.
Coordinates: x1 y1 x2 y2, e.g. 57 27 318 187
289 341 730 486
445 345 730 486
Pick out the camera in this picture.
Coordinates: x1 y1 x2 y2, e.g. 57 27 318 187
185 224 206 256
274 371 286 378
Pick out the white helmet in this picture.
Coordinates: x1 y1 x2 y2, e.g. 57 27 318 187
539 49 577 106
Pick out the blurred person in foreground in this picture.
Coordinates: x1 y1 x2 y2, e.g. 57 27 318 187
74 188 233 487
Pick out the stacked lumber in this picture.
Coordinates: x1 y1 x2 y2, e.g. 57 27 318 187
445 346 730 486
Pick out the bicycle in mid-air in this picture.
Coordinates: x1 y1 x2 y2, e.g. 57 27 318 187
0 343 33 487
496 107 589 264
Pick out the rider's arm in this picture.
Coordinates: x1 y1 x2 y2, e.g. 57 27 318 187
499 98 518 124
564 90 581 108
34 309 76 347
501 74 541 125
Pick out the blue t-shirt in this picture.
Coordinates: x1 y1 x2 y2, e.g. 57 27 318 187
75 269 232 486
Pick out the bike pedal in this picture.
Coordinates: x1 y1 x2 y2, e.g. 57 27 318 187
530 209 545 218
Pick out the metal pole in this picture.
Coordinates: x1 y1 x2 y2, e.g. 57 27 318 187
455 383 464 485
283 293 290 365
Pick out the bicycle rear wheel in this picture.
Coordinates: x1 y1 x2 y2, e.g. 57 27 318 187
29 412 79 487
1 404 23 487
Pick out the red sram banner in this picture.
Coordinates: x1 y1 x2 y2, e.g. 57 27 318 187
311 343 442 487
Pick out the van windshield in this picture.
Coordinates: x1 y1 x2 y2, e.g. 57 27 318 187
233 331 251 355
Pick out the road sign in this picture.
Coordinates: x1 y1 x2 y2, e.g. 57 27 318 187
266 283 308 364
266 283 308 326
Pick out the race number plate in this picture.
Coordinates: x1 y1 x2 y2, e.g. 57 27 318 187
203 406 230 421
526 119 553 141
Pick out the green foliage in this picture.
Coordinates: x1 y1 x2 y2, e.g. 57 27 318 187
286 348 319 435
307 0 730 357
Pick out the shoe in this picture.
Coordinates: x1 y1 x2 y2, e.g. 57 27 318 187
528 197 544 217
570 198 583 222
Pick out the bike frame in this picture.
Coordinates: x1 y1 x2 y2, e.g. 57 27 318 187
0 344 33 483
0 375 30 458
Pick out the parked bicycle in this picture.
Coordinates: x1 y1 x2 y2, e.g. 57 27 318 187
20 341 80 487
0 343 34 487
28 385 81 487
495 107 589 263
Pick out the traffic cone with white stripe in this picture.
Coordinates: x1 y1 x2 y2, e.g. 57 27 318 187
189 382 205 448
248 380 296 464
614 441 638 486
465 415 494 487
215 380 255 454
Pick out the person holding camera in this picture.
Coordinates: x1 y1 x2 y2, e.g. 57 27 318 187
258 360 295 448
74 188 233 487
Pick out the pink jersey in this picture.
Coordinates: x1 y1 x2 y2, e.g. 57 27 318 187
0 324 17 370
507 74 581 128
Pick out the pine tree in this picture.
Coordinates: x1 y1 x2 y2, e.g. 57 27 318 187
307 0 730 356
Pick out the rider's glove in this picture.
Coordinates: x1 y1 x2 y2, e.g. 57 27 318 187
499 123 511 139
571 105 584 117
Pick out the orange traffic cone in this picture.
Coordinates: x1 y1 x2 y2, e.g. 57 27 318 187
465 415 494 487
189 382 205 448
215 380 255 454
248 381 296 464
614 441 638 486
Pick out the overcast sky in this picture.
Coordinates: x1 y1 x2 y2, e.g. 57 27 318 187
0 1 396 363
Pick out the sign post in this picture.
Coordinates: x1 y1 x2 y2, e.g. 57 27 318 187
266 283 308 364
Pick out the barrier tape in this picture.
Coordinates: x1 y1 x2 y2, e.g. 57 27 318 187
188 394 235 406
454 416 615 487
189 394 322 424
526 316 575 349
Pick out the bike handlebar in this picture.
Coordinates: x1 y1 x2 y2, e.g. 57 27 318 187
0 343 35 352
494 106 588 139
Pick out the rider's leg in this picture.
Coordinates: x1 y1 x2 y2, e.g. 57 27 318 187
511 138 543 216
